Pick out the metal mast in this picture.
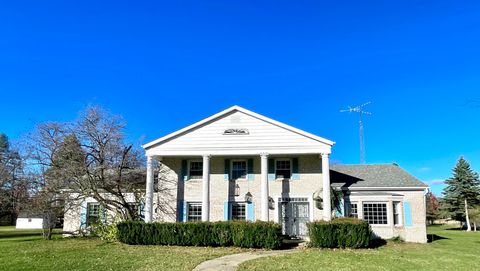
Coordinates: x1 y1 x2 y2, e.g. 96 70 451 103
340 102 372 164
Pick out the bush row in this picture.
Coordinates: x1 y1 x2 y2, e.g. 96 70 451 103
307 217 372 248
116 221 282 249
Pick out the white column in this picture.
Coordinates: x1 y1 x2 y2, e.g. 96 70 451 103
201 155 211 222
145 155 154 223
260 153 269 221
322 153 332 221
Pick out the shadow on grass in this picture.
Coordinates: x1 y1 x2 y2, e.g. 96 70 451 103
0 232 43 239
427 234 450 243
369 238 387 248
445 227 465 231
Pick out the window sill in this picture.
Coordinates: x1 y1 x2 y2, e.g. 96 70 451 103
275 178 291 181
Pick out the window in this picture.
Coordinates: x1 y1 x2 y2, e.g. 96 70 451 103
393 202 401 226
231 160 247 180
189 161 203 179
363 203 388 225
349 203 358 218
187 202 202 221
275 159 291 179
87 203 100 226
231 202 246 220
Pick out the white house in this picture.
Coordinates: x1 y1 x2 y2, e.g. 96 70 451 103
64 105 428 243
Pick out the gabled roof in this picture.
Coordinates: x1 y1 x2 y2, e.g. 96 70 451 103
142 105 335 150
330 164 428 189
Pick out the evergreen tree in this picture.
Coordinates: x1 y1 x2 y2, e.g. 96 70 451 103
443 157 480 231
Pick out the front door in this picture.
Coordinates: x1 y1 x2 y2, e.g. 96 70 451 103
279 198 310 238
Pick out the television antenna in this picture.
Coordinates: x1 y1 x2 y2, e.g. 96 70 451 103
340 102 372 164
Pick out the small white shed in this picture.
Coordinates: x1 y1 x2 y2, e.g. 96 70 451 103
16 213 44 229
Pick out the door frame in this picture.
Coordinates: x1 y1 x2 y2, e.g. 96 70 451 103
276 195 314 237
274 194 314 224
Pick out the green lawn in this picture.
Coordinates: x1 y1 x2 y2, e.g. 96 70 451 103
0 226 242 271
2 226 479 271
239 225 480 271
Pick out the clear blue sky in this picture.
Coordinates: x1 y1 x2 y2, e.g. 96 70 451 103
1 1 480 196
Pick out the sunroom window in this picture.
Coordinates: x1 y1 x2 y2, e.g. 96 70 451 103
363 203 388 225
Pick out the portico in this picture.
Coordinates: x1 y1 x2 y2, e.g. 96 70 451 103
144 151 332 224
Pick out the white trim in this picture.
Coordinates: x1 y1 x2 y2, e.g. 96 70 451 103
393 201 403 227
361 201 390 226
346 187 428 191
142 105 335 150
186 201 202 222
146 148 331 157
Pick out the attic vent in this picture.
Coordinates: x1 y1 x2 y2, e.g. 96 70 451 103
223 128 249 135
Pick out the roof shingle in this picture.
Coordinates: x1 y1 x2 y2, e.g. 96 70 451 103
330 164 428 189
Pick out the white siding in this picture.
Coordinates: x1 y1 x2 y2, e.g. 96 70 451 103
16 218 43 229
147 111 330 156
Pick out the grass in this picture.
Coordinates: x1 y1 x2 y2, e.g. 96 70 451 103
238 225 480 271
0 226 243 271
2 225 479 271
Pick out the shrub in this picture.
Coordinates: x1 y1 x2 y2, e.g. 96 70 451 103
116 221 282 249
90 221 119 242
307 217 372 248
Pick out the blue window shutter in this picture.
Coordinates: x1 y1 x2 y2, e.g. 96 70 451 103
183 201 187 222
79 201 87 229
224 201 230 221
177 201 184 222
224 159 230 181
291 158 299 180
404 201 412 227
247 159 254 181
247 202 255 221
181 160 188 181
268 158 275 181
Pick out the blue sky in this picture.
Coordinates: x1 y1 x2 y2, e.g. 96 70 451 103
1 1 480 196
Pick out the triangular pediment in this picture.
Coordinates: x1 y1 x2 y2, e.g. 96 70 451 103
144 106 334 156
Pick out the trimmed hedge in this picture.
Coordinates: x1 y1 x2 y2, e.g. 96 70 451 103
307 217 372 248
116 221 282 249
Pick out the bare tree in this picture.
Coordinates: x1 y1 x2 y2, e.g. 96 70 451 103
72 106 146 220
22 106 146 239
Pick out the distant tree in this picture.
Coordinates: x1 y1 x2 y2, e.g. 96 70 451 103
426 192 441 225
0 133 28 225
443 157 480 231
23 122 74 239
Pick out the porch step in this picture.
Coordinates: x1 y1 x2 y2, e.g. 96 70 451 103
282 238 306 249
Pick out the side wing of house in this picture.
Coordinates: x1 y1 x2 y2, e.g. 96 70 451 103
331 164 428 243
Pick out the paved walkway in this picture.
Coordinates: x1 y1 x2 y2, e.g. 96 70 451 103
193 249 297 271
